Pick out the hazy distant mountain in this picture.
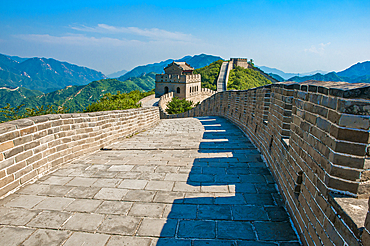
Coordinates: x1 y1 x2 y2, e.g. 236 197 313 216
6 55 29 63
285 62 370 83
337 61 370 78
258 66 327 80
118 54 223 81
0 54 106 93
267 73 285 82
287 72 344 82
107 69 128 78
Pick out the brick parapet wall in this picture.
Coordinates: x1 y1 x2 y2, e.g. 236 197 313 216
0 107 160 198
159 90 216 116
161 80 370 245
363 200 370 245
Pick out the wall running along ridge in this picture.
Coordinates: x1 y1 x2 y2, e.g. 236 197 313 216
159 81 370 246
0 107 160 198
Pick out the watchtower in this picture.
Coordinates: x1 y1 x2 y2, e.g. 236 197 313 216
155 62 202 99
230 58 251 69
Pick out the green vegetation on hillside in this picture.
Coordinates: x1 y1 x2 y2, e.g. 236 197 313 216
194 60 224 90
0 73 157 122
0 104 68 123
227 66 272 90
0 73 156 116
0 87 43 108
0 89 155 122
166 97 194 114
85 90 154 112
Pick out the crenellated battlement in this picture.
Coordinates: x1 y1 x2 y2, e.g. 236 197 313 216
155 74 201 83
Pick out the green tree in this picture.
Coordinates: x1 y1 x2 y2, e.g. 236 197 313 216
0 104 68 123
166 97 194 114
0 103 25 122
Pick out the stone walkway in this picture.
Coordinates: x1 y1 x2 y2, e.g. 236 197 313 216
217 62 229 92
141 98 159 107
0 116 301 246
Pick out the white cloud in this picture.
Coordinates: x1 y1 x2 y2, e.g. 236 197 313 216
71 24 195 42
305 42 331 54
16 34 143 46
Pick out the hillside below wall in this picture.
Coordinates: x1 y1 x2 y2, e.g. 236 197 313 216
160 80 370 246
0 107 160 198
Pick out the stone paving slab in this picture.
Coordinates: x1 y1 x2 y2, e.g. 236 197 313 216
0 116 301 245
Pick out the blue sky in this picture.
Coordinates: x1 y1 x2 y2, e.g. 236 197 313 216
0 0 369 75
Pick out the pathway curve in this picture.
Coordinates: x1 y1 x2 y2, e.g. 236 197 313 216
0 116 300 246
141 97 159 107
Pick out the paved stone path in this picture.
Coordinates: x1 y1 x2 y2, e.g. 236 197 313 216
0 116 301 246
217 62 229 92
142 98 159 107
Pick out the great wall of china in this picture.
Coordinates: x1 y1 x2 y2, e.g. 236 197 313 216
0 80 370 245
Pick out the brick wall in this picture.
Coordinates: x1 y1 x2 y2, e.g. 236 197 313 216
363 200 370 246
160 81 370 245
0 107 160 198
158 90 216 115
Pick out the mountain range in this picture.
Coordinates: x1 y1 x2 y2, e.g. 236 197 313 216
0 53 222 121
118 54 223 81
0 73 156 121
259 61 370 83
107 69 128 78
283 62 370 83
0 54 106 93
258 66 328 80
1 52 370 122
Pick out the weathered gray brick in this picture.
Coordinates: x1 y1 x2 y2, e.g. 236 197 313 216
4 146 24 159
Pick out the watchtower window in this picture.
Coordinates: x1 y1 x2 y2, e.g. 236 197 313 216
177 87 180 93
165 87 169 94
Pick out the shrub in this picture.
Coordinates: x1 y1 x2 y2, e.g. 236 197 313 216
166 97 194 114
84 90 154 112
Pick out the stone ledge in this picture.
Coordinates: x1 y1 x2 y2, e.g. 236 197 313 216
329 193 369 238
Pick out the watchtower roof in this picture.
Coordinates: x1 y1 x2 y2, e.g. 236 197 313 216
164 61 194 71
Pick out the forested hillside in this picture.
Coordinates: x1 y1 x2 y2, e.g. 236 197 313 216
193 60 224 90
0 87 43 108
227 66 272 90
0 73 155 121
85 90 154 112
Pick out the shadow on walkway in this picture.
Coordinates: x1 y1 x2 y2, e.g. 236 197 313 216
156 116 300 246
